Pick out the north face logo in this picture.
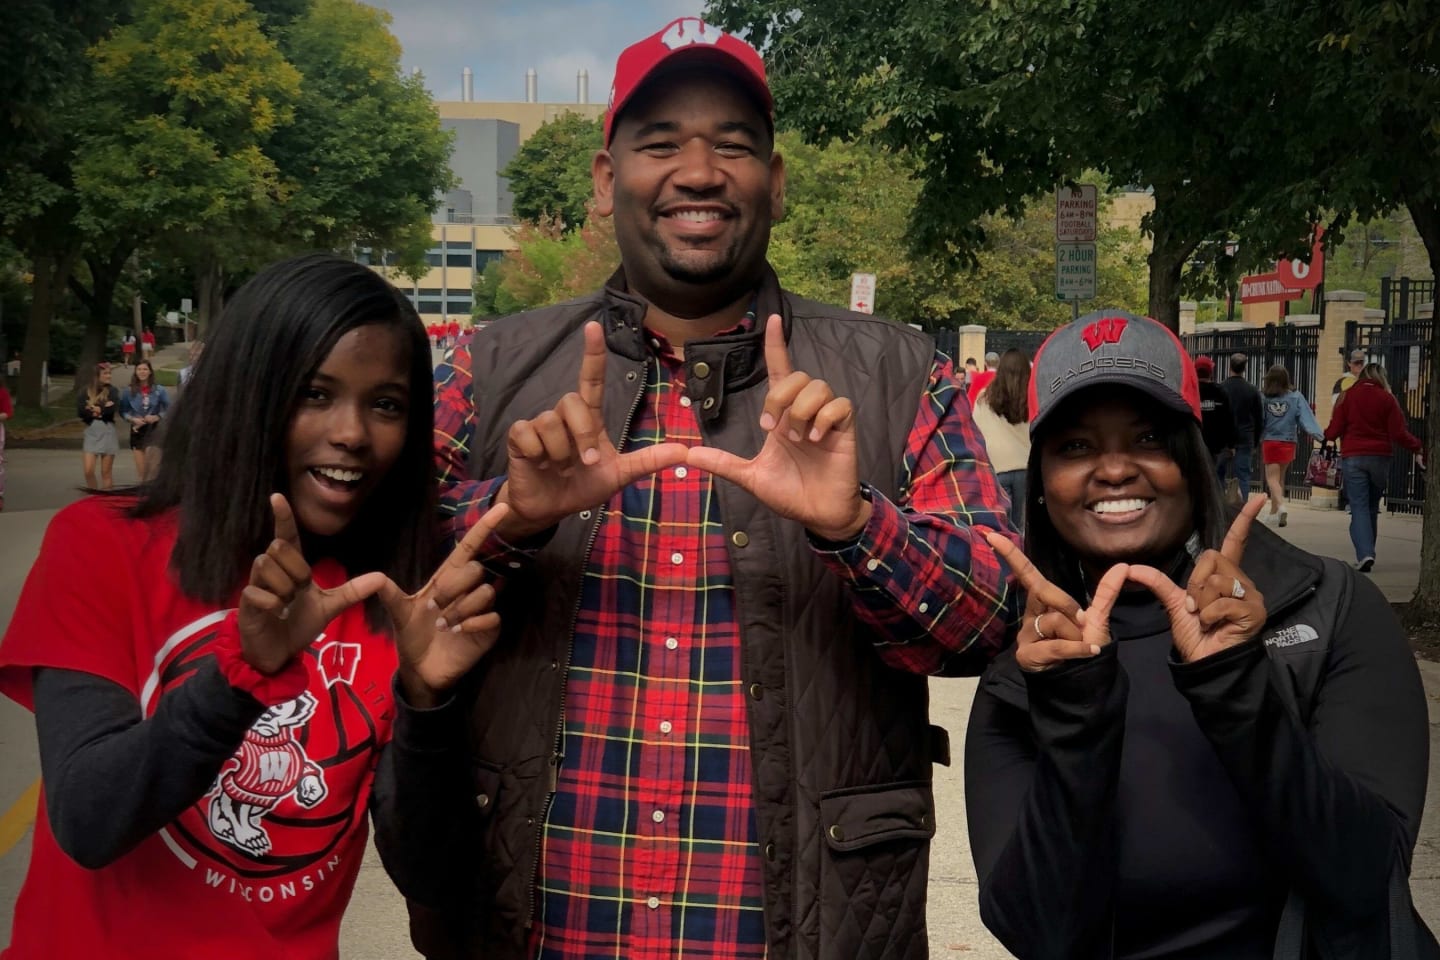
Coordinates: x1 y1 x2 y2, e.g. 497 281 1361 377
660 18 725 49
1265 624 1319 649
1080 317 1128 351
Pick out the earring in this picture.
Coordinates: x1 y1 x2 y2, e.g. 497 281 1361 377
1037 495 1045 504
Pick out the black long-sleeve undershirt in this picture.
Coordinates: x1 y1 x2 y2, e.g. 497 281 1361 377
31 662 264 869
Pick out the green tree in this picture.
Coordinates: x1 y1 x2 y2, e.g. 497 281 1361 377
706 0 1343 331
501 113 603 229
74 0 303 334
270 0 455 276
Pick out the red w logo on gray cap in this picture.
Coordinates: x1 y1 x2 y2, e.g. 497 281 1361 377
1080 317 1128 351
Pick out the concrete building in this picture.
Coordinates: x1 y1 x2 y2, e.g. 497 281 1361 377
372 67 605 324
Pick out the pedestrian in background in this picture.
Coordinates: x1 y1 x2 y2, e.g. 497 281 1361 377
178 340 204 389
972 348 1031 529
1324 363 1424 572
141 326 156 360
1260 364 1323 527
121 332 137 366
0 374 12 512
122 359 170 480
1219 353 1262 502
967 350 1000 405
79 363 120 490
1194 356 1236 485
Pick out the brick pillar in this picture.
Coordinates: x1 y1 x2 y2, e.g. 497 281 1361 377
1179 301 1197 335
956 325 987 367
1317 290 1365 428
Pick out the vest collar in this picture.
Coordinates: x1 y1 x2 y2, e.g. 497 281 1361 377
599 264 790 422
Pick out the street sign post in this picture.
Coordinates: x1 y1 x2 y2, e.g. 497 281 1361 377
1056 242 1097 302
849 272 876 314
1056 185 1098 316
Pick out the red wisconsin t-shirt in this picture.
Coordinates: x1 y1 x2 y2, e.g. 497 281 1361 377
0 498 397 960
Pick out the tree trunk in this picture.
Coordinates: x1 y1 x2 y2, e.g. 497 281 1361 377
196 255 225 337
17 251 79 408
69 248 128 395
1144 200 1198 333
1403 197 1440 623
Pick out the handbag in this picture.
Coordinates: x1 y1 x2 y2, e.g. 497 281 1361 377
1305 442 1341 489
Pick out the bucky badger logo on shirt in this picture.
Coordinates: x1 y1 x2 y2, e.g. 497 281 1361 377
207 692 328 856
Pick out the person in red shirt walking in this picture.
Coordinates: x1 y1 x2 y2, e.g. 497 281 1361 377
446 319 460 348
1324 363 1424 571
0 375 12 511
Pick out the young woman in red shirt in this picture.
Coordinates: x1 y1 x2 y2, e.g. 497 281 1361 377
0 253 508 959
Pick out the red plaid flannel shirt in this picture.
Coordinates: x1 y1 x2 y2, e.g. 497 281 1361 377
433 324 1019 960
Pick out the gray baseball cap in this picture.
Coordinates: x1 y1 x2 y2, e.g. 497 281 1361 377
1028 309 1202 436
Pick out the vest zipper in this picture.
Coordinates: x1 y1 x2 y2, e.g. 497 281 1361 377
524 355 650 930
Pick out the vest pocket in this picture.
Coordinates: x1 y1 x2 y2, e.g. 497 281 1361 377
817 781 935 958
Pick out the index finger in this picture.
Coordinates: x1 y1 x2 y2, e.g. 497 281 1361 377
446 502 512 572
984 531 1081 619
271 493 301 547
764 314 794 385
1221 494 1267 565
577 321 606 414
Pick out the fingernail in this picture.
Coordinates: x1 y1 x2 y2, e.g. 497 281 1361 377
582 448 600 465
759 413 776 431
425 598 438 611
808 428 821 442
1090 644 1101 655
435 617 448 630
788 429 802 442
451 623 463 633
1184 596 1197 613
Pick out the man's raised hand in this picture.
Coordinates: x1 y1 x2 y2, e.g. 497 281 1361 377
986 532 1128 672
379 503 511 709
1126 494 1268 663
687 315 869 541
237 494 389 675
498 322 688 539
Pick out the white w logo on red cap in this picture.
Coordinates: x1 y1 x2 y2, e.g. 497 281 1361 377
660 18 724 49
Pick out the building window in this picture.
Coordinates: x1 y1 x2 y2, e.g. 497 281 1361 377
446 252 473 268
445 295 474 312
418 287 443 298
424 249 443 267
476 250 505 270
417 300 443 315
446 240 474 251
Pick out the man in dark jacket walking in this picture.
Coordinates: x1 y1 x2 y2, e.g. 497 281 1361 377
1195 356 1237 482
371 17 1021 960
1219 353 1263 499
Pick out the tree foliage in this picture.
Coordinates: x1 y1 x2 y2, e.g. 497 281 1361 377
501 113 604 230
704 0 1349 330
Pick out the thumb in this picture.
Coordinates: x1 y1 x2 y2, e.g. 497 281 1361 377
374 576 412 625
1082 563 1130 647
318 571 390 621
685 445 753 489
615 442 690 487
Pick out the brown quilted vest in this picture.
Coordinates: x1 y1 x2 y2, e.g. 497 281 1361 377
416 266 959 959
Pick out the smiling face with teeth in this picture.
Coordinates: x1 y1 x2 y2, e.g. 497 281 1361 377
285 325 411 539
1036 389 1193 576
594 66 784 321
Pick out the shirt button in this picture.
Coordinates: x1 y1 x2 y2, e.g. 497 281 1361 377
647 896 660 910
731 531 750 548
865 558 880 572
679 396 693 408
674 466 688 479
508 560 523 569
652 810 665 823
749 682 763 701
665 637 679 650
659 720 673 734
692 361 712 379
579 509 592 520
670 552 684 565
918 602 929 614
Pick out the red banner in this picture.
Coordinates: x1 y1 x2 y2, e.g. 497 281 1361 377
1239 272 1306 304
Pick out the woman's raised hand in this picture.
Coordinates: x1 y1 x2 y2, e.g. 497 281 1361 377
378 503 511 708
986 532 1130 673
1126 495 1268 663
238 494 390 675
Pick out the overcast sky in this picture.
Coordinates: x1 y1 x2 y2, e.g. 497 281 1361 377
368 0 708 105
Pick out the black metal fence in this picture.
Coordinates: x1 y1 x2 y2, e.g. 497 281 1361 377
1346 318 1432 513
1182 324 1322 500
1379 276 1436 325
931 328 1050 364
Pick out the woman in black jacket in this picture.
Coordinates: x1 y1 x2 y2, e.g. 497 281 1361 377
965 309 1436 959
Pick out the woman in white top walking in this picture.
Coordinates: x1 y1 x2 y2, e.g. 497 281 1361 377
971 348 1032 530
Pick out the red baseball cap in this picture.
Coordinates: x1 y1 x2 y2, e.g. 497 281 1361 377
605 17 773 146
1193 355 1215 376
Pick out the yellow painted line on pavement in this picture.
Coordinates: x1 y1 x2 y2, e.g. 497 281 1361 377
0 779 40 857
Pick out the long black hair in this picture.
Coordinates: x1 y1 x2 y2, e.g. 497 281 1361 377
1022 385 1230 601
132 253 436 628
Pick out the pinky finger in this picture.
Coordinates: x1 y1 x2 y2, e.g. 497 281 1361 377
240 584 285 615
457 611 502 637
807 397 854 442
